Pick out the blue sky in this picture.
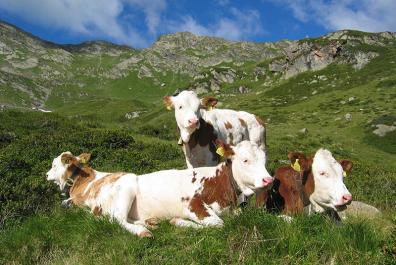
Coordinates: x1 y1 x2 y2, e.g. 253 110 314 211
1 0 395 49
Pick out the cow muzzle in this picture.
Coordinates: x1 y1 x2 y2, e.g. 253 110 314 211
187 118 199 129
262 176 274 187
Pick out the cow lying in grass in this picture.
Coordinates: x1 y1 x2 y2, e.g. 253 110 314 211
46 140 273 237
164 90 266 169
256 149 353 221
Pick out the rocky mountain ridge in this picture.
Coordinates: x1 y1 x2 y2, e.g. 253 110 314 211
0 20 395 109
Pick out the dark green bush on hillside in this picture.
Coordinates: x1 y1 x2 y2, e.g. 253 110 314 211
0 111 184 228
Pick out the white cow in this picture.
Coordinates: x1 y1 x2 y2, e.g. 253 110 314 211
164 90 266 169
46 140 273 237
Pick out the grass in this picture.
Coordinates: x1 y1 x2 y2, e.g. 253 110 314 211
0 207 394 265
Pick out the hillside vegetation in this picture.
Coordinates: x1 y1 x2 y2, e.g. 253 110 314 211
0 22 395 264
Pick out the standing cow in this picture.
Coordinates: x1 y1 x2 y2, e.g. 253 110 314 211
256 148 353 220
164 90 266 169
46 140 273 237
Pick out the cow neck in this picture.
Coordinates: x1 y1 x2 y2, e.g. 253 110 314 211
186 118 217 149
63 164 95 200
201 160 240 208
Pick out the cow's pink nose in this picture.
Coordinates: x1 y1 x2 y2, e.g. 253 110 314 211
342 194 352 204
188 118 198 127
262 177 274 187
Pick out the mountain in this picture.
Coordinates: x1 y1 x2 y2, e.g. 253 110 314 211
1 21 395 111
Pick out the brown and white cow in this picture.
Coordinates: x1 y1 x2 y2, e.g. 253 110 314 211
46 140 273 237
164 90 266 169
256 149 353 220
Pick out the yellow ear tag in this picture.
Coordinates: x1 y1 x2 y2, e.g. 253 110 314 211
216 146 225 157
207 106 213 111
80 157 87 164
291 159 301 172
343 171 347 177
166 105 172 111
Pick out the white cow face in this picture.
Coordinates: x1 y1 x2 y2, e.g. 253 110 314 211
219 140 274 196
46 152 90 190
164 91 217 143
310 149 353 212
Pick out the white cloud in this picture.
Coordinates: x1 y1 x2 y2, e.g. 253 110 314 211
268 0 396 32
167 8 265 41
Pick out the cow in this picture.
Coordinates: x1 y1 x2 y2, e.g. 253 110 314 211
256 148 353 221
163 90 266 169
46 140 273 237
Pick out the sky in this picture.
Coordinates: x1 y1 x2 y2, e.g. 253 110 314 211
0 0 395 49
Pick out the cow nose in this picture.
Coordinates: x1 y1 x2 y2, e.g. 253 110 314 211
188 118 198 127
342 194 352 204
262 177 274 187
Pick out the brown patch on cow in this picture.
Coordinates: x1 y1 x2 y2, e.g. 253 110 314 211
225 121 233 129
255 115 266 127
260 155 315 215
64 163 95 205
189 164 238 219
181 196 190 202
88 172 125 199
67 166 124 205
239 118 247 128
93 206 102 216
339 160 353 176
201 96 218 108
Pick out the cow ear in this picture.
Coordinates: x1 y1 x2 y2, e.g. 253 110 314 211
339 160 353 177
288 152 309 172
78 153 91 164
163 96 174 110
61 152 75 165
215 139 234 158
200 97 218 110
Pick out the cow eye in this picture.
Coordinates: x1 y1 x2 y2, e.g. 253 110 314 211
319 171 327 176
179 106 182 109
243 159 248 163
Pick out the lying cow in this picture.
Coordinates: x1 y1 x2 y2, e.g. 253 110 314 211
164 90 266 169
256 149 353 220
46 140 273 237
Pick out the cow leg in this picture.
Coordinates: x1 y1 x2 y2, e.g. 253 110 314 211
133 218 160 230
187 208 224 227
111 186 152 238
170 217 203 228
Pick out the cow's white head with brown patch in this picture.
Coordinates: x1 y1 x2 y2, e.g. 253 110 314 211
216 140 273 196
164 90 218 143
310 149 353 213
46 152 91 190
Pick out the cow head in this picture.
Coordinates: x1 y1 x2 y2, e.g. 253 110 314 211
216 140 273 196
164 90 218 143
46 152 91 190
309 149 353 213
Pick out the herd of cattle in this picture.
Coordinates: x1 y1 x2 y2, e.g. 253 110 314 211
47 90 357 238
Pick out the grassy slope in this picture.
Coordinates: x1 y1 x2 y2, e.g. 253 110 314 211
1 37 396 264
